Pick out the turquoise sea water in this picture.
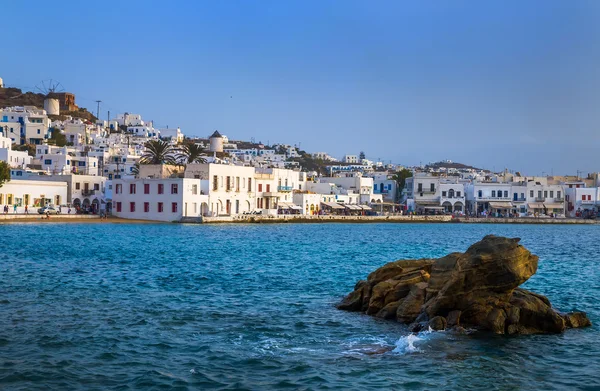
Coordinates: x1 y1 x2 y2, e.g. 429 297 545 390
0 222 598 390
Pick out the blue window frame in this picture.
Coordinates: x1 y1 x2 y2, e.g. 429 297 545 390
44 159 52 165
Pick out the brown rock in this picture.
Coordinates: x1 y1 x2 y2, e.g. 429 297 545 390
446 310 461 327
564 312 592 328
396 282 428 323
338 235 591 336
376 300 401 319
428 316 447 331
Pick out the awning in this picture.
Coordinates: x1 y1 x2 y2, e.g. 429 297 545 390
528 203 545 209
359 205 372 210
344 204 362 210
543 203 564 209
424 206 444 210
416 201 441 207
277 202 293 209
321 202 345 210
489 201 513 209
290 205 303 211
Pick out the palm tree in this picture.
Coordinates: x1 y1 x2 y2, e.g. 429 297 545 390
176 143 207 164
140 140 176 165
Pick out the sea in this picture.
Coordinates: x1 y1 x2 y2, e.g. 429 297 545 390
0 222 598 390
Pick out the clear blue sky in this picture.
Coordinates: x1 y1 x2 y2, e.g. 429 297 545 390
3 0 599 175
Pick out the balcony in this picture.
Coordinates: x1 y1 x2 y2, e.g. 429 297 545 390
512 197 526 202
81 190 96 196
417 189 436 194
278 186 293 192
535 197 545 202
581 199 596 205
554 197 564 202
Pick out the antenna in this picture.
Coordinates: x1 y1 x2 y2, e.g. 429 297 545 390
95 100 102 119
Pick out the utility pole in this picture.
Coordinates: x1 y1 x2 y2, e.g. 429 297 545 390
95 100 102 120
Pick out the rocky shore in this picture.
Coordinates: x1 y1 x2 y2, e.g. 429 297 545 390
338 235 591 334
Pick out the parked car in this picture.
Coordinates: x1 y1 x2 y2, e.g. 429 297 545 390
38 205 59 215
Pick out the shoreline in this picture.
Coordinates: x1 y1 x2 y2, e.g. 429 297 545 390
0 214 597 225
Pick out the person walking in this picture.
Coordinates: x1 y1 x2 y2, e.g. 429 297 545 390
13 204 17 214
24 205 28 215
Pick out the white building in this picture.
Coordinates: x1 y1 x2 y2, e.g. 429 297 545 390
30 174 106 212
0 133 31 168
0 179 68 212
112 177 208 222
160 127 184 144
343 155 359 164
36 145 100 176
0 106 51 145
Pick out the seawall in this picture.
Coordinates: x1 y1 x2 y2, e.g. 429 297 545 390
198 215 453 224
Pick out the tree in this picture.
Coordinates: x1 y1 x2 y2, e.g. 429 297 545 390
140 140 176 165
393 168 413 190
48 127 67 147
0 161 10 188
359 151 366 160
176 143 207 164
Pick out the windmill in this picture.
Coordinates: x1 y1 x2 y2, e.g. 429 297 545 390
35 79 65 115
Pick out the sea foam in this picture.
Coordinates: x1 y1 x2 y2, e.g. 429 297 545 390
392 327 434 354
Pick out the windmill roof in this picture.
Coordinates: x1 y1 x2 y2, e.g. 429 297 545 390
210 130 223 138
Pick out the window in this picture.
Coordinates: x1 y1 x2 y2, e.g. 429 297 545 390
78 161 86 167
130 184 136 194
248 178 252 192
94 184 100 190
418 183 423 192
530 190 534 197
236 177 240 192
266 184 271 192
144 202 149 212
544 191 548 198
538 191 542 198
557 191 561 199
258 184 263 192
192 184 198 195
158 184 164 194
75 182 81 190
130 202 135 212
504 191 508 198
144 184 150 194
158 202 164 212
430 183 435 192
116 202 122 212
492 191 496 197
44 159 52 165
116 184 122 194
456 191 461 197
550 191 554 198
442 191 447 197
213 175 218 191
582 195 586 201
478 190 482 198
171 184 178 194
37 129 41 134
172 202 178 213
226 176 231 191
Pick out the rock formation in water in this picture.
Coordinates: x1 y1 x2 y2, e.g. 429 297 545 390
338 235 591 335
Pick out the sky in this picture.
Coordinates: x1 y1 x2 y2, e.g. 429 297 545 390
2 0 600 175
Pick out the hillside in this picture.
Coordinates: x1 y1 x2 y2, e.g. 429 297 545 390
0 87 97 122
426 161 488 172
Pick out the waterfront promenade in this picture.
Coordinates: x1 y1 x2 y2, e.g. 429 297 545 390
196 215 599 224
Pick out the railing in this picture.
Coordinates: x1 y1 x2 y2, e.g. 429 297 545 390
554 197 564 202
417 189 436 194
581 200 596 204
278 186 293 192
476 196 511 201
512 197 526 202
81 190 96 196
535 197 545 202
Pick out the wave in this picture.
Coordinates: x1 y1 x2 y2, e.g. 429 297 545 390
392 327 434 354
